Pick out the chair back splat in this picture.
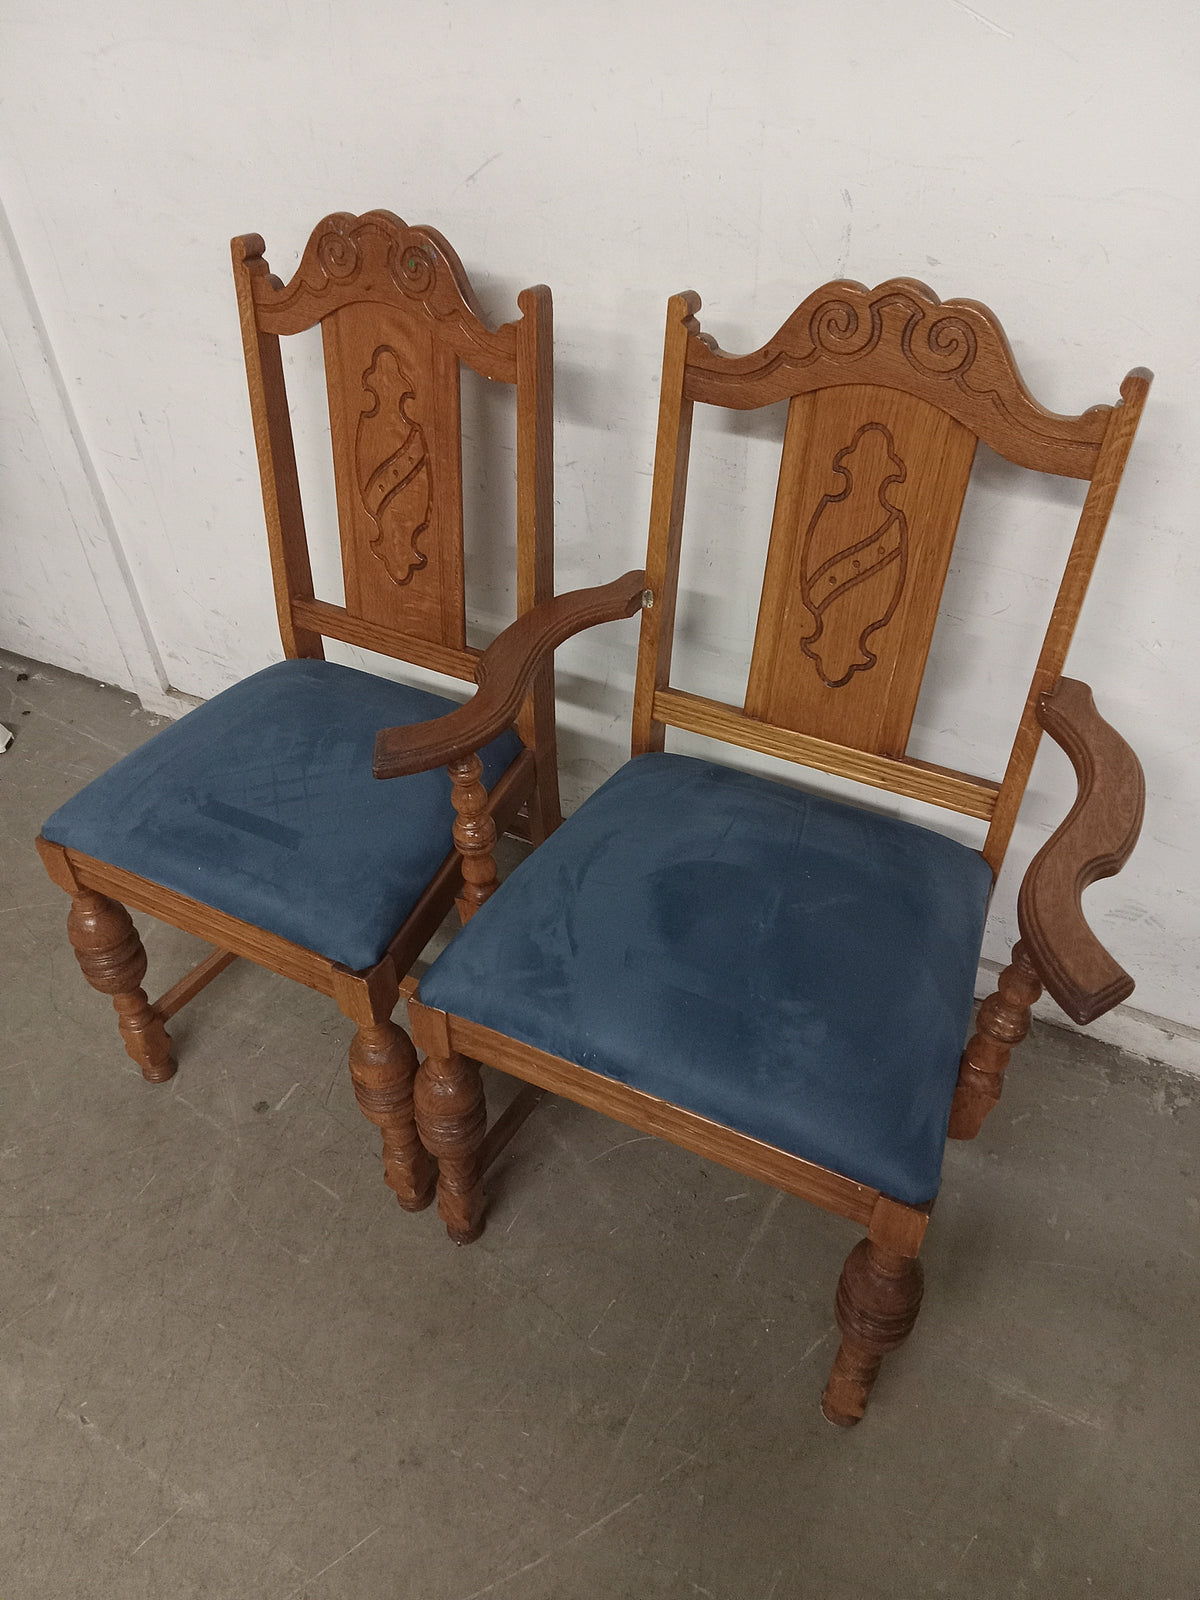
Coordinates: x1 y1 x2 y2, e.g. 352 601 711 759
631 281 1150 872
232 211 557 783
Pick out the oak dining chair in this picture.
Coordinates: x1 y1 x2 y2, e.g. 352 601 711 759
36 210 564 1216
373 277 1148 1423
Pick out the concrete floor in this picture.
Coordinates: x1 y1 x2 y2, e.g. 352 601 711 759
1 647 1198 1600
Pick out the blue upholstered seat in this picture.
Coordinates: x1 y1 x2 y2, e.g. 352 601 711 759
43 659 523 972
420 753 993 1204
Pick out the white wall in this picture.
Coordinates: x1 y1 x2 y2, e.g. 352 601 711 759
0 202 167 701
1 0 1196 1031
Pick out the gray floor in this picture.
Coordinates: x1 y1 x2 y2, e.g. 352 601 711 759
2 648 1198 1600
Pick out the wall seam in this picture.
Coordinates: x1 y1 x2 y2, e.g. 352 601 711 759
0 194 170 696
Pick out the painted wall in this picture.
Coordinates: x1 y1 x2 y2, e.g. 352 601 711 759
1 0 1196 1029
0 203 167 701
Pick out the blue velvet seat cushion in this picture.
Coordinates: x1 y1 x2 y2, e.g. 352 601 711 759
43 658 523 971
420 752 993 1204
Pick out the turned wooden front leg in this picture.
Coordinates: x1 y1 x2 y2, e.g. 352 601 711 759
66 890 174 1081
448 751 498 923
332 964 435 1213
347 1020 436 1212
948 940 1043 1140
822 1198 927 1427
415 1048 487 1244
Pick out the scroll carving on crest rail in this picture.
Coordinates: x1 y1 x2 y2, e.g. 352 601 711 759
682 279 1111 477
356 347 432 587
801 422 908 688
248 211 518 378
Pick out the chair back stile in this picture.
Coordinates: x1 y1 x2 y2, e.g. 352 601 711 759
231 212 557 808
631 280 1149 875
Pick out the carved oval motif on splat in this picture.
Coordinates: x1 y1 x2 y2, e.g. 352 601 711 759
800 423 909 688
355 346 432 587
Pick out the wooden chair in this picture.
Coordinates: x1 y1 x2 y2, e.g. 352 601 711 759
35 210 567 1216
373 277 1148 1423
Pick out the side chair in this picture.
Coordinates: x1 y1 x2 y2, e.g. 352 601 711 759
35 210 573 1216
372 277 1148 1423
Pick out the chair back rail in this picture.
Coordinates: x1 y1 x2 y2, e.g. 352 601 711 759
632 281 1150 874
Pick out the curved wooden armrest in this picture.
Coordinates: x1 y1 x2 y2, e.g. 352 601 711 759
1017 677 1146 1025
372 570 646 779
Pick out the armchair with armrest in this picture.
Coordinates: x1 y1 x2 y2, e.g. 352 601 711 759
372 277 1148 1424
